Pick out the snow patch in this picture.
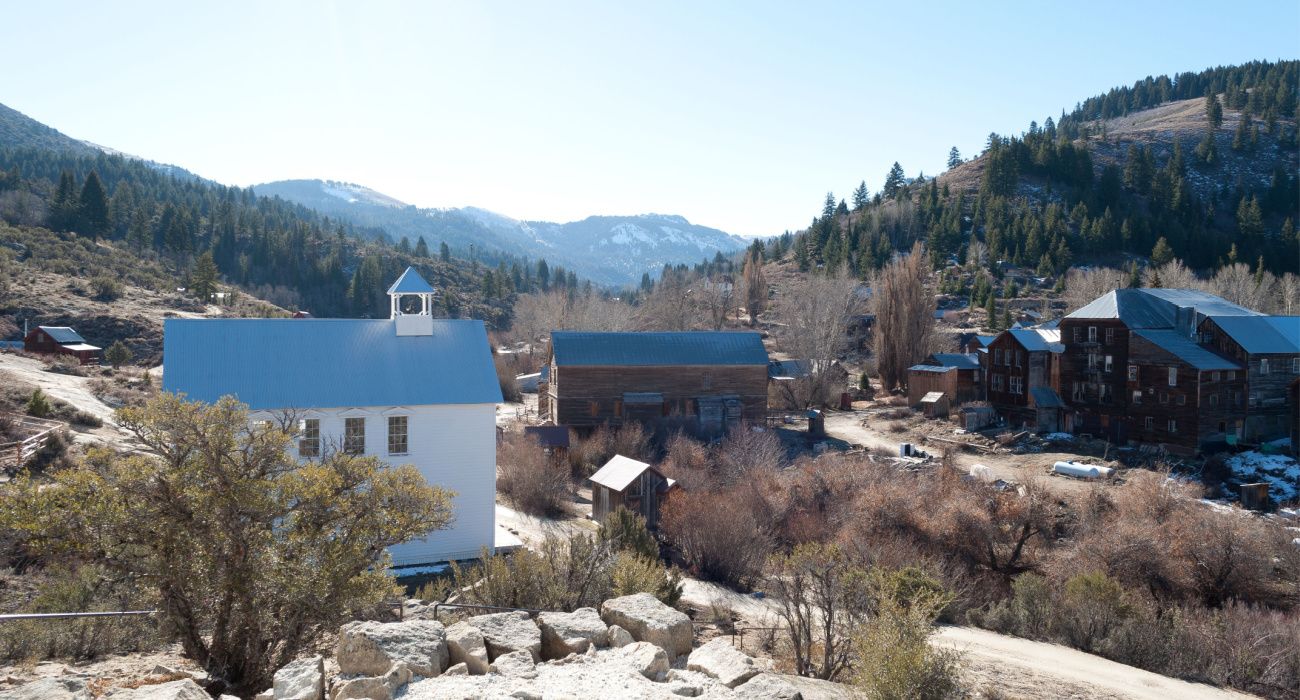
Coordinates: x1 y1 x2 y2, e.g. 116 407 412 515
1225 451 1300 503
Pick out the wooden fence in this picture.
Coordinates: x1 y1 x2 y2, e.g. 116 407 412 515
0 414 66 472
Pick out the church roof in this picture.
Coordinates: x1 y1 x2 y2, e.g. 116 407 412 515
162 318 501 410
387 266 435 295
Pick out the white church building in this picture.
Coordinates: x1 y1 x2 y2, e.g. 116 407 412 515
162 267 502 566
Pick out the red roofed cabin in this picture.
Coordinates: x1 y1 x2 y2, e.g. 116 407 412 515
23 326 101 365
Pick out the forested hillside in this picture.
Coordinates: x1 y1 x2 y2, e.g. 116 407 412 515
786 60 1299 279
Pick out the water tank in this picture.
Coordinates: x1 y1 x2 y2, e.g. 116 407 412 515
1052 461 1113 479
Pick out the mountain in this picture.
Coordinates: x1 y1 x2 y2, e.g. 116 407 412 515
253 179 747 286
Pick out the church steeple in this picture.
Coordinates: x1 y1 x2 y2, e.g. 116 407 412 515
387 267 435 336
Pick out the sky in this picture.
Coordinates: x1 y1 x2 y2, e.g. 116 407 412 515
1 1 1296 237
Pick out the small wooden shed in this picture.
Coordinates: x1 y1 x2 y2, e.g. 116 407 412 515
589 454 678 529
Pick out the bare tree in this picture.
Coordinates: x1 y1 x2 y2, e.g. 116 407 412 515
1272 273 1300 315
695 275 737 331
872 243 936 392
1143 258 1203 290
775 266 863 405
635 270 697 331
512 289 634 346
1211 263 1275 311
741 248 768 326
1063 266 1130 312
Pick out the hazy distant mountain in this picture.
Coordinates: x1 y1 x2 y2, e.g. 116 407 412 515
254 179 747 285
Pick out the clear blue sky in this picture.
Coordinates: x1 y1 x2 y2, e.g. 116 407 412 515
1 1 1295 236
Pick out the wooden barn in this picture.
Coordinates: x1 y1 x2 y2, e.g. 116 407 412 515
544 331 769 435
23 326 101 364
588 455 678 529
907 353 982 411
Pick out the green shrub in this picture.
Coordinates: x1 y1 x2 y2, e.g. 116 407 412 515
26 389 51 417
598 507 659 560
851 572 963 700
105 341 133 369
89 275 124 301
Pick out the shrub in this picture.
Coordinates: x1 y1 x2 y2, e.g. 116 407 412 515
611 551 682 606
568 423 651 477
0 394 454 695
89 275 124 301
850 575 963 700
598 507 659 560
26 389 51 417
495 355 521 403
105 341 133 369
660 489 772 589
1058 571 1132 653
716 425 785 483
497 433 570 516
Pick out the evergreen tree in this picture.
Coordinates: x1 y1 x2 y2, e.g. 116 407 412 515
1237 196 1264 238
822 192 836 219
414 236 430 258
883 162 906 199
947 147 962 169
1194 129 1218 165
852 181 869 209
77 171 110 239
537 259 550 291
50 170 79 232
1150 237 1174 266
105 340 134 369
396 237 412 254
439 241 451 263
191 252 220 301
1205 90 1223 128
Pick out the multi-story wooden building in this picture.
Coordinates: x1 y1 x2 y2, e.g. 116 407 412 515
986 328 1065 431
1125 329 1244 453
1197 315 1300 444
545 331 769 435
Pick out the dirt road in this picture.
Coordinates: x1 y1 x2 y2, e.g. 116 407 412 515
934 625 1253 700
0 353 128 447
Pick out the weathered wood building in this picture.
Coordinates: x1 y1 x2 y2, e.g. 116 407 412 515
906 353 981 411
986 328 1064 430
545 331 769 434
588 455 677 529
23 326 101 364
1197 316 1300 445
1126 330 1244 454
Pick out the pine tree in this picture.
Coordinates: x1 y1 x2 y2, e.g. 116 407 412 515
50 170 79 232
1236 196 1263 238
1205 90 1223 128
883 162 906 199
191 251 220 301
852 181 869 209
1150 237 1174 266
537 259 550 291
397 237 412 254
947 147 962 169
1149 267 1163 288
439 241 451 263
414 236 430 258
77 171 110 239
822 192 836 219
105 340 134 369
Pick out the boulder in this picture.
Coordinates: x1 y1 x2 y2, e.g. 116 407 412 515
686 638 761 688
330 662 412 700
488 650 537 678
465 611 542 662
600 593 692 658
619 641 670 681
444 621 490 674
536 607 609 659
0 678 91 700
736 673 804 699
607 624 634 648
273 655 324 700
442 663 469 676
254 691 274 700
336 620 448 678
103 680 210 699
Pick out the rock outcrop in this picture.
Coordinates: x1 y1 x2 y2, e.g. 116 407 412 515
272 655 324 700
464 611 542 662
488 650 538 678
329 662 412 700
103 680 211 699
687 638 763 688
735 673 804 699
600 593 693 659
0 678 92 700
336 620 448 678
619 642 670 681
537 607 609 659
444 621 490 674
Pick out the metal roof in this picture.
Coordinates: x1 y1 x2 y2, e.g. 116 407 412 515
386 266 435 294
768 359 812 379
1007 328 1062 353
1208 316 1300 355
162 318 502 410
1132 329 1243 371
908 364 954 373
60 343 101 352
589 455 656 491
930 353 981 370
551 331 767 367
38 326 86 344
1029 387 1065 409
920 391 946 403
1067 289 1260 329
524 425 570 448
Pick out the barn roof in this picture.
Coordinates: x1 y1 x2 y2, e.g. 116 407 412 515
1007 328 1063 353
589 454 656 492
1208 316 1300 355
1133 329 1243 371
929 353 981 370
908 364 954 373
38 326 86 344
387 266 435 294
162 318 502 410
551 331 767 367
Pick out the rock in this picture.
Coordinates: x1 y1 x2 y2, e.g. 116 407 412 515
668 680 703 697
273 655 324 700
600 593 693 658
150 665 179 676
442 663 469 676
465 611 542 662
254 691 274 700
336 620 448 678
620 641 670 681
736 673 804 699
686 638 762 688
444 621 490 674
607 624 634 648
103 680 210 699
330 662 412 700
537 607 609 659
0 678 91 700
488 650 537 678
220 696 241 700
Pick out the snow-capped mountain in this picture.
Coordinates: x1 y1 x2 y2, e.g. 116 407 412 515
253 179 747 285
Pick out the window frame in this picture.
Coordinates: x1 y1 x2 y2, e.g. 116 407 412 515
1088 326 1097 343
1167 367 1177 387
1127 364 1138 381
344 417 366 455
387 415 409 456
298 418 320 458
